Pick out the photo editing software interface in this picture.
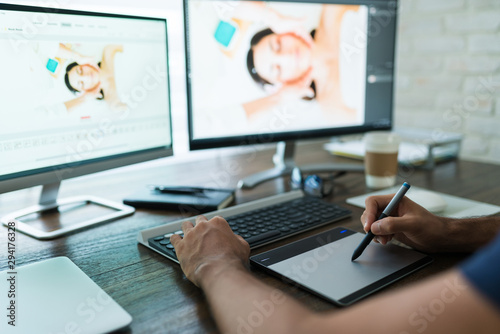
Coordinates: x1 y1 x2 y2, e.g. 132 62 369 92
0 5 172 181
186 0 396 147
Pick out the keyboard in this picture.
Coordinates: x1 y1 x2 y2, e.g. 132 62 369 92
138 191 351 262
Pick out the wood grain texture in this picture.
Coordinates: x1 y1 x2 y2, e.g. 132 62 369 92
1 141 499 333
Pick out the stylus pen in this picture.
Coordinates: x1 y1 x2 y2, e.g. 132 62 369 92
351 182 411 261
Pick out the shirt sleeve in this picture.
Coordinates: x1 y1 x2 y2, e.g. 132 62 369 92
460 231 500 311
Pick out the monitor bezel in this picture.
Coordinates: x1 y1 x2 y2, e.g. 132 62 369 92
0 3 173 194
184 0 397 151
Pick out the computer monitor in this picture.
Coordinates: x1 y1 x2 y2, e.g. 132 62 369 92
184 0 397 188
0 4 173 239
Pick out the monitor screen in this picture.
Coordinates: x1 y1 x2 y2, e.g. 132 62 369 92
185 0 396 149
0 4 172 186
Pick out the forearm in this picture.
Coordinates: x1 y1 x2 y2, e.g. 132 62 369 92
200 264 313 334
102 45 123 71
310 269 500 334
57 43 77 59
443 215 500 252
64 96 87 111
320 5 359 39
242 94 282 119
226 2 274 23
200 264 500 334
57 43 89 63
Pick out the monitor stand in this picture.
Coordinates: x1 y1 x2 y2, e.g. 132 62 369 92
1 182 135 240
237 141 364 189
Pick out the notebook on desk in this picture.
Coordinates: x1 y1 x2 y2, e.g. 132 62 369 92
124 187 235 214
346 186 500 218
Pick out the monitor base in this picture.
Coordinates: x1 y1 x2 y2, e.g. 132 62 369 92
238 141 364 189
1 183 135 240
237 165 294 189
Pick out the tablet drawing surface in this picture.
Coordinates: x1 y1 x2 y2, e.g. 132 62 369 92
251 228 432 305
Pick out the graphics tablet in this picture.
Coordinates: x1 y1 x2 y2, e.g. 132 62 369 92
250 227 433 306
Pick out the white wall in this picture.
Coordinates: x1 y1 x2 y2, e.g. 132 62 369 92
394 0 500 164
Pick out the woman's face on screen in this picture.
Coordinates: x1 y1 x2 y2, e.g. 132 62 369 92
68 64 100 92
253 32 312 85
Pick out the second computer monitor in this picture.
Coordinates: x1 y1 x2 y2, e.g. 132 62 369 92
0 3 172 238
185 0 397 151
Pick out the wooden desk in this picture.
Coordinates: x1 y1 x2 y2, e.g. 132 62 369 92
1 141 500 333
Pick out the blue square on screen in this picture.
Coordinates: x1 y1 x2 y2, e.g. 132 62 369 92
46 58 59 73
214 20 236 47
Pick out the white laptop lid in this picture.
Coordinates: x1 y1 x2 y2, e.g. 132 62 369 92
1 257 132 334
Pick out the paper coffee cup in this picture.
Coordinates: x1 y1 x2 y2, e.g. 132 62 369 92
364 132 400 189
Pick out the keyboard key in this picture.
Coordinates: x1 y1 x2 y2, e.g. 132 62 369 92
288 212 306 219
321 213 341 220
289 217 305 224
245 230 281 246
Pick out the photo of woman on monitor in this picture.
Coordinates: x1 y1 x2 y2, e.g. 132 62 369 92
188 1 368 139
63 44 128 113
243 4 361 123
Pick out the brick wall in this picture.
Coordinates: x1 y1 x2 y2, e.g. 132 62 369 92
394 0 500 163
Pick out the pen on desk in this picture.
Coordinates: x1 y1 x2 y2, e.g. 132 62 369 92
351 182 411 261
149 185 233 195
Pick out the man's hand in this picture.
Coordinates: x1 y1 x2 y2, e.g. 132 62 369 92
171 216 250 288
267 9 314 48
83 82 103 99
277 67 314 101
361 195 450 253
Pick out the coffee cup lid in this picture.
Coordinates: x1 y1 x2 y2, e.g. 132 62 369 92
364 131 400 152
